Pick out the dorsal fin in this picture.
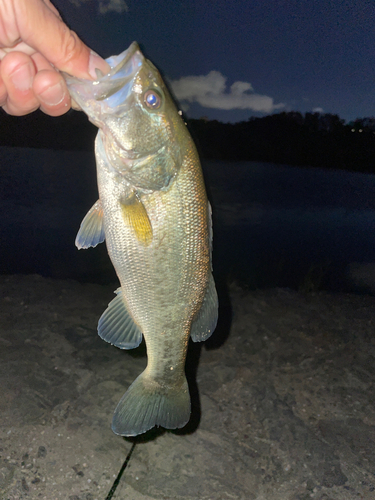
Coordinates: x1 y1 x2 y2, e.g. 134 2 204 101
190 273 218 342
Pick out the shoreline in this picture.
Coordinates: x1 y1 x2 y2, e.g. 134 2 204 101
1 274 374 499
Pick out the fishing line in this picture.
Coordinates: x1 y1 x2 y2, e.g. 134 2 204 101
104 441 136 500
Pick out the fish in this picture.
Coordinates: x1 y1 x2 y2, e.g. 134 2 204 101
63 42 218 436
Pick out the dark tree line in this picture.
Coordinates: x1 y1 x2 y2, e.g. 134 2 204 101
187 112 375 173
1 108 375 173
0 109 97 151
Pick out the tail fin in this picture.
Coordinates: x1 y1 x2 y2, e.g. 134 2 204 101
111 371 191 436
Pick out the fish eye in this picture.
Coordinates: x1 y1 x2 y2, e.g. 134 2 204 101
143 89 162 110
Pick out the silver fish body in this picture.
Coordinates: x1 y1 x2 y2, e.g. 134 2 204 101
64 43 218 436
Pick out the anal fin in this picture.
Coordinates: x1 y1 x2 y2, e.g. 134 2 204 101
98 288 143 349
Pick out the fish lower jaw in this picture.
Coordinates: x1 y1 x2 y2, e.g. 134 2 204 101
106 142 155 171
105 133 164 168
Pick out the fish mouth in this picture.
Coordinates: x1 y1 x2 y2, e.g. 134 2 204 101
65 42 166 174
63 42 145 121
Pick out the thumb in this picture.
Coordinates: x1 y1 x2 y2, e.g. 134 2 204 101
19 0 109 78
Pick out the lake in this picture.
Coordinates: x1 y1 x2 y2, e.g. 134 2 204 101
203 160 375 293
1 147 375 293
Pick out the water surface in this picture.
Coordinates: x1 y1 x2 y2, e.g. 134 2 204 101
1 147 374 293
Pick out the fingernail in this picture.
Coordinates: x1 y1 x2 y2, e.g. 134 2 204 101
88 50 110 79
10 62 33 92
39 81 66 106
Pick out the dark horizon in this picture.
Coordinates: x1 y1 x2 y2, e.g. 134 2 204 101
1 108 375 175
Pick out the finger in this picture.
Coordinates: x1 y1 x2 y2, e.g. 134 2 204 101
42 0 63 20
0 41 36 58
0 68 8 106
17 0 110 79
31 51 56 72
33 69 71 116
31 53 73 116
0 51 39 115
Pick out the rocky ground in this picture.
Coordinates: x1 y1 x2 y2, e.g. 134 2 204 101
0 274 375 500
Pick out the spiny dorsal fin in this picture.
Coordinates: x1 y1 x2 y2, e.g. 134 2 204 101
120 192 153 246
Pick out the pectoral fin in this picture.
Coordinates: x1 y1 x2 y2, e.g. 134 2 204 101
98 288 143 349
75 200 105 249
120 193 152 246
190 273 218 342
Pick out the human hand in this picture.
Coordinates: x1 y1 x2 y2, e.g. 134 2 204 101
0 0 109 116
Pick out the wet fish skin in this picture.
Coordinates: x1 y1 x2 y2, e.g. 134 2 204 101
64 42 218 436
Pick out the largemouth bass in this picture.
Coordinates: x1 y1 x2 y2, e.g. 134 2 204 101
64 42 218 437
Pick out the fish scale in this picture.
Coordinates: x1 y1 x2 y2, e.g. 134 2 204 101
64 42 218 436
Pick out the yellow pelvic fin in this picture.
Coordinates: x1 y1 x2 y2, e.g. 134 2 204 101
120 193 153 246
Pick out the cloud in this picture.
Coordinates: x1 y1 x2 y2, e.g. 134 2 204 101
170 71 284 113
68 0 87 6
99 0 128 14
69 0 128 14
312 107 324 113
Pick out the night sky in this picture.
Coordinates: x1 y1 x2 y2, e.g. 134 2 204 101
53 0 375 124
